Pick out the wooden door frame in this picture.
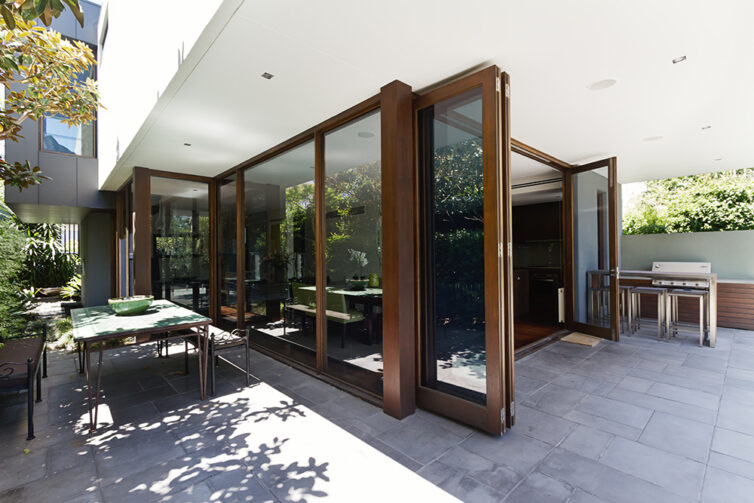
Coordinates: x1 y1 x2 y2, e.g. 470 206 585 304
414 65 508 435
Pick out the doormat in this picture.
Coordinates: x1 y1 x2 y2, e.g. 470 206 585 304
562 332 602 347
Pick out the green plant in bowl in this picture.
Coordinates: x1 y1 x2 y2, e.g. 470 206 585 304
108 295 154 316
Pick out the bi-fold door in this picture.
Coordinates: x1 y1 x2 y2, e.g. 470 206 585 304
563 158 620 341
415 66 514 435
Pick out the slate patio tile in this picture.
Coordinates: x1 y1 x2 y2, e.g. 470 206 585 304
599 437 705 500
563 410 643 440
436 446 521 494
717 400 754 435
646 381 720 410
514 404 576 445
575 395 653 429
538 448 687 503
701 467 754 503
615 375 654 393
638 411 714 462
560 424 613 460
521 383 587 416
504 471 573 503
460 431 553 475
681 353 728 374
606 387 718 425
707 451 754 481
711 427 754 465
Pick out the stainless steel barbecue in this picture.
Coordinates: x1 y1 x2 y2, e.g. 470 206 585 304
650 261 711 289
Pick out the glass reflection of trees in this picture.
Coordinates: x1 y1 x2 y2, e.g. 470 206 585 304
151 179 210 315
432 138 485 329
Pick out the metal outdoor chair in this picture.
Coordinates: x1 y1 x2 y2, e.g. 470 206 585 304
0 328 48 440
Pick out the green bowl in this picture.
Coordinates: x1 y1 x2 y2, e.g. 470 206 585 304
108 295 154 316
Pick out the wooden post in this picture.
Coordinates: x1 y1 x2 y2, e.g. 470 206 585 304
380 80 416 419
132 167 151 296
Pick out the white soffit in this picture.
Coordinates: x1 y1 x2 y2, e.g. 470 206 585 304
102 0 754 189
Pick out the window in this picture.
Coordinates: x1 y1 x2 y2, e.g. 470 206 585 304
41 41 96 157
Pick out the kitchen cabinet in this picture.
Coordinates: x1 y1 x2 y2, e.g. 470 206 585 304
512 202 563 243
513 268 529 318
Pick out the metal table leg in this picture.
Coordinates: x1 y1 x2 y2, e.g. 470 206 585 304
84 341 104 431
197 324 209 400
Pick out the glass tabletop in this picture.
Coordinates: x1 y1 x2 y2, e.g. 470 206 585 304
72 300 211 341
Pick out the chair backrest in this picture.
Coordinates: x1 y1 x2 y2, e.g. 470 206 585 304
326 291 347 314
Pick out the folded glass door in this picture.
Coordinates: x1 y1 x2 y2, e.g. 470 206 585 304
564 158 620 340
416 66 511 435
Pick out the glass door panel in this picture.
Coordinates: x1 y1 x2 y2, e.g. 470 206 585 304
150 177 211 315
243 141 317 369
566 159 619 340
419 86 487 404
323 109 383 395
218 175 238 330
416 66 509 435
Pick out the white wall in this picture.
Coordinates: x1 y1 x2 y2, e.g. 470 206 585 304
621 230 754 281
96 0 225 186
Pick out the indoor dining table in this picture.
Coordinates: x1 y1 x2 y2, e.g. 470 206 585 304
71 300 211 430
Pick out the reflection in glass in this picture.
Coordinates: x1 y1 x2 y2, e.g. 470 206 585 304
218 175 237 329
150 177 210 315
42 114 95 157
244 141 317 369
573 167 610 327
419 87 486 404
324 110 382 394
42 65 96 157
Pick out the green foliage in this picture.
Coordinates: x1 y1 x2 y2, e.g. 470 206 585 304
431 139 485 322
0 0 85 29
153 213 210 283
13 222 79 287
624 169 754 234
0 219 30 340
61 272 80 299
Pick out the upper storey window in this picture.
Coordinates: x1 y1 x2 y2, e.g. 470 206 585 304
41 41 96 158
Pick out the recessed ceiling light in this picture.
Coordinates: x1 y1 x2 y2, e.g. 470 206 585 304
588 79 617 91
183 143 191 147
261 72 274 80
672 56 687 64
357 131 375 138
643 136 664 142
714 158 723 161
701 125 711 130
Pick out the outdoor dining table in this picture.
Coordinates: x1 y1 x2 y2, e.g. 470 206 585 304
71 300 212 431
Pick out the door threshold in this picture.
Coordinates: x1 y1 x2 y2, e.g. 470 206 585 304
514 328 571 360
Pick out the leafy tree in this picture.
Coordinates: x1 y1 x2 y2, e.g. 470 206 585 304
0 0 85 29
624 169 754 234
12 222 79 287
0 219 30 341
1 9 98 190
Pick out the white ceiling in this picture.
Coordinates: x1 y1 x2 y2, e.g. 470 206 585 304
103 0 754 189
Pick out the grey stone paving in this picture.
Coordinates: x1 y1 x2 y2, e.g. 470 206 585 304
1 325 753 502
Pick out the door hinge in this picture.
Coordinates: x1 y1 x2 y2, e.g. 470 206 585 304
496 77 501 93
498 242 504 258
501 408 506 422
505 83 510 98
508 242 513 257
511 401 515 416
